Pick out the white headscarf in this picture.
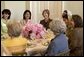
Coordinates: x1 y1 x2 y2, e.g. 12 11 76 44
63 10 72 20
67 10 72 20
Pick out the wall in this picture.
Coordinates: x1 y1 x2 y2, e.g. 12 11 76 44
63 1 83 19
30 1 62 23
4 1 26 20
49 1 62 19
1 1 62 23
2 1 83 22
26 1 30 10
1 1 5 12
1 1 5 17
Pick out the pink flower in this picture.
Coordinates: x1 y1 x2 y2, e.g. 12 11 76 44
40 31 45 36
21 20 46 39
36 34 41 39
30 33 36 39
32 25 37 34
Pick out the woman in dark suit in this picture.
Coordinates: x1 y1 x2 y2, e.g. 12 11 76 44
40 9 52 30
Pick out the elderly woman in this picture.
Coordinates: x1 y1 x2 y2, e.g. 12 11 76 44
69 15 83 56
2 19 28 56
45 20 69 56
7 20 22 37
40 9 52 30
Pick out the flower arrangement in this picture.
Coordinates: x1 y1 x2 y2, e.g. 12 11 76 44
21 20 46 39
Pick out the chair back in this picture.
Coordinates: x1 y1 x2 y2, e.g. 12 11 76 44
55 49 70 56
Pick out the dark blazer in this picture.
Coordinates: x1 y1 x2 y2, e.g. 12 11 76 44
69 28 83 56
40 19 52 30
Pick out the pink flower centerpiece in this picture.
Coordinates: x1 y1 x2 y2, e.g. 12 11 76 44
21 20 46 39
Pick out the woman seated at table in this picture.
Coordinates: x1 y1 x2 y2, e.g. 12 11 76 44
62 10 72 25
1 9 11 36
2 19 28 56
1 9 11 24
45 19 69 56
1 20 8 39
20 10 31 26
69 15 83 56
40 9 52 30
62 10 73 39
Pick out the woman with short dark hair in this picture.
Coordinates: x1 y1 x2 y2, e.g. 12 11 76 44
2 9 11 19
69 15 83 56
1 9 11 24
20 10 31 26
1 9 11 36
23 10 31 20
72 15 83 28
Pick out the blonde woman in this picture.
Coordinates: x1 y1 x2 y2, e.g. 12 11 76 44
2 19 28 56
